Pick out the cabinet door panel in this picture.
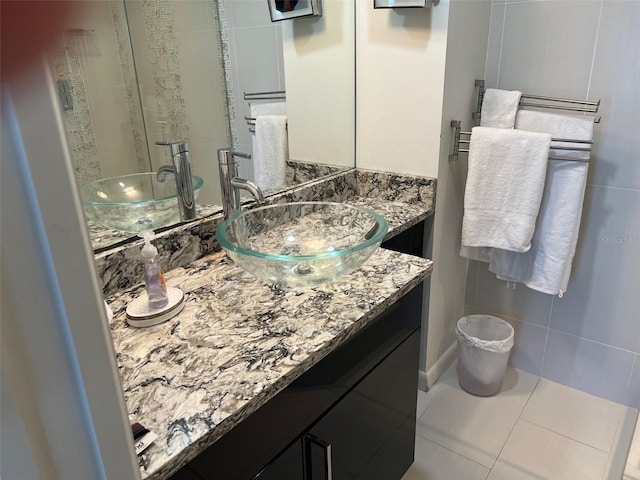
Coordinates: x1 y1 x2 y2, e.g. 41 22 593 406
353 426 415 480
308 330 420 479
253 439 303 480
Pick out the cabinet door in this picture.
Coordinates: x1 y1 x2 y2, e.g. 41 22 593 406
305 330 420 480
252 439 303 480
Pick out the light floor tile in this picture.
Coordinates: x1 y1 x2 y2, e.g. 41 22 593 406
521 378 624 452
402 435 489 480
488 420 608 480
416 366 539 468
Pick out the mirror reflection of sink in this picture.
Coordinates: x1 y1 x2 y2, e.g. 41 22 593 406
80 173 203 233
216 202 388 287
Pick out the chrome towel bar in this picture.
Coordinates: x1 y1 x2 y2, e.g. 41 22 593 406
473 79 601 122
243 90 286 101
449 120 594 162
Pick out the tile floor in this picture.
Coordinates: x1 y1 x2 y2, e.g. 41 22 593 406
403 364 638 480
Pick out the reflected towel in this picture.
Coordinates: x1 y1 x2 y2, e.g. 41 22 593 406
462 126 551 253
480 88 522 129
255 115 288 191
489 111 594 296
250 102 287 191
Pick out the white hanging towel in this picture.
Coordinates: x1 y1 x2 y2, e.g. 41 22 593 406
462 126 551 253
250 102 287 191
461 87 524 261
489 110 594 296
480 88 523 128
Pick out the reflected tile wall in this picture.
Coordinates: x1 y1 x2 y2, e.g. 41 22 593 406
140 0 190 148
110 1 151 174
50 36 102 184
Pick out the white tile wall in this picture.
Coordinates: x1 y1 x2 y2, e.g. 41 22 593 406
223 0 285 172
587 0 640 191
549 185 640 351
465 0 640 406
483 1 504 88
542 329 635 404
474 263 552 327
498 1 601 98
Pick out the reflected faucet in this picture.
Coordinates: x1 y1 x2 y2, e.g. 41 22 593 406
218 149 265 219
155 141 196 222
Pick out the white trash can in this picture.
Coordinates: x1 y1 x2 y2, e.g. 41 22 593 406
456 315 514 396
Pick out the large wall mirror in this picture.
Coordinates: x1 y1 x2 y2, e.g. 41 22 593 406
50 0 355 252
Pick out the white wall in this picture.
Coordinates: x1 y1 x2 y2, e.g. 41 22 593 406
1 367 40 480
282 0 355 167
350 0 492 386
466 0 640 406
355 0 449 178
424 0 491 385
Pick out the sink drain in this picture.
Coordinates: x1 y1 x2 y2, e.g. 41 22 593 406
294 263 314 275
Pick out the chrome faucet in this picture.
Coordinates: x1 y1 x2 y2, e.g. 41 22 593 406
218 149 265 219
155 141 196 222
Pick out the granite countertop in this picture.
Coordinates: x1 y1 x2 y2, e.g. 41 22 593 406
347 196 432 240
109 247 432 480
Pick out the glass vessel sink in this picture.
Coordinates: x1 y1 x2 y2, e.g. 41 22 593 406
80 173 203 233
216 202 389 287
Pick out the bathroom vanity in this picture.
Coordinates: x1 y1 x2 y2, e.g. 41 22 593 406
177 279 424 480
104 170 435 480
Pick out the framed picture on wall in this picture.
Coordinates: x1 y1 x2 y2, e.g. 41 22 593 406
267 0 322 22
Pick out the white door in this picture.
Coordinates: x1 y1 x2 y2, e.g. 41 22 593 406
1 59 140 480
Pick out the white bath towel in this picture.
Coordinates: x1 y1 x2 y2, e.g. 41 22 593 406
460 245 492 262
250 102 286 118
480 88 522 129
489 111 594 296
462 126 552 253
250 102 287 191
461 87 524 260
254 115 288 191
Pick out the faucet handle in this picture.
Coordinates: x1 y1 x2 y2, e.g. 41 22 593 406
231 151 252 160
217 148 251 166
155 141 189 155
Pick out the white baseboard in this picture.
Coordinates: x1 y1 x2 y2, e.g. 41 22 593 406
425 340 457 389
418 369 428 391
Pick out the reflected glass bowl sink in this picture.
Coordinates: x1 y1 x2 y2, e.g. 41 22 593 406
80 173 203 233
216 202 388 287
